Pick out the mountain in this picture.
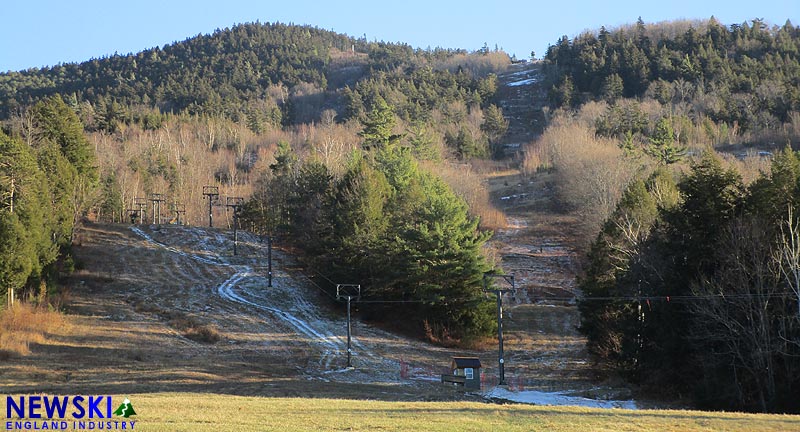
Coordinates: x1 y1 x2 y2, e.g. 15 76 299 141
0 23 348 117
0 22 507 131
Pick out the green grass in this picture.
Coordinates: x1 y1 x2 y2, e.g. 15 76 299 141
7 393 799 432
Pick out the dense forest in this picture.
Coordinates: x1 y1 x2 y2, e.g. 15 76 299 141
526 18 800 413
543 17 799 145
0 22 509 342
579 151 800 413
0 96 96 302
240 101 496 341
0 22 505 133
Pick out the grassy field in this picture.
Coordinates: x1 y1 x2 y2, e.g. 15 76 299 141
7 393 797 432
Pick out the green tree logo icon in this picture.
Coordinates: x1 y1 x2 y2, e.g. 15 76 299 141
113 397 137 418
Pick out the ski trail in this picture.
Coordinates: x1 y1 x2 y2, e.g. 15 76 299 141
216 270 341 353
130 226 350 367
131 226 222 265
237 282 354 365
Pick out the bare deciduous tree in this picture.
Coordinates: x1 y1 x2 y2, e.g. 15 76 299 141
690 217 783 411
778 206 800 319
541 119 638 245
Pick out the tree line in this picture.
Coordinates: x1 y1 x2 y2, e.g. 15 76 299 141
0 96 97 302
543 17 800 146
579 150 800 413
525 17 800 413
240 100 496 342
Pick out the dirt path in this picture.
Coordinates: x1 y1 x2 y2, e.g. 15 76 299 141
483 167 633 400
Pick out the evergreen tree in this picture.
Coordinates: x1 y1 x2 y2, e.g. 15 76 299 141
270 140 297 174
35 141 78 248
646 117 685 165
30 95 98 182
579 173 674 370
0 132 56 296
550 75 574 107
601 73 624 103
480 104 509 157
397 169 495 338
99 172 123 223
0 212 36 294
359 97 402 151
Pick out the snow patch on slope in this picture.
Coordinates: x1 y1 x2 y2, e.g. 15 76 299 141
484 387 637 409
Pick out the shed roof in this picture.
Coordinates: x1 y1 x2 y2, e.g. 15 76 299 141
451 357 482 369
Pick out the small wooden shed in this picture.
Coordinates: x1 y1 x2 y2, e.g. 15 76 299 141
441 357 482 390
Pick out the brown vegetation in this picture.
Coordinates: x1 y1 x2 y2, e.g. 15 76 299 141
529 115 639 246
427 51 510 76
93 111 504 236
133 299 220 344
0 302 69 357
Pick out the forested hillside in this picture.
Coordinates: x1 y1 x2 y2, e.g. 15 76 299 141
0 22 506 132
544 17 799 132
0 22 510 342
0 23 343 120
5 16 799 411
523 18 800 413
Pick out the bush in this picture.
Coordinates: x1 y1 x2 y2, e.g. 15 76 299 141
183 325 222 344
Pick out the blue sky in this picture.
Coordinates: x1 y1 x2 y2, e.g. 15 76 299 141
1 0 797 72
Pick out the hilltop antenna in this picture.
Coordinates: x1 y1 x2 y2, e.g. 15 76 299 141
202 186 219 228
225 197 244 255
149 193 165 224
336 284 361 368
483 272 515 386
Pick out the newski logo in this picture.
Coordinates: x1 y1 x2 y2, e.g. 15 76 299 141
7 396 112 419
112 399 136 419
5 395 137 430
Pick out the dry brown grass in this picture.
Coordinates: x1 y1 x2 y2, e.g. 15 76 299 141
183 325 221 343
0 302 69 357
423 161 508 230
95 393 800 432
133 300 221 344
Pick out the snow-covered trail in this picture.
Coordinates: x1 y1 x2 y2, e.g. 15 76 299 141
129 225 353 369
215 270 343 368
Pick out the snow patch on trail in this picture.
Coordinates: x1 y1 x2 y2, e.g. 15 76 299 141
504 69 534 78
507 77 538 87
129 225 375 370
131 226 222 265
484 387 637 409
215 269 343 368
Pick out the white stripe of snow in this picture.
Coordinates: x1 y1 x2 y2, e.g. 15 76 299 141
129 226 361 367
216 270 341 352
485 387 637 409
507 77 537 87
